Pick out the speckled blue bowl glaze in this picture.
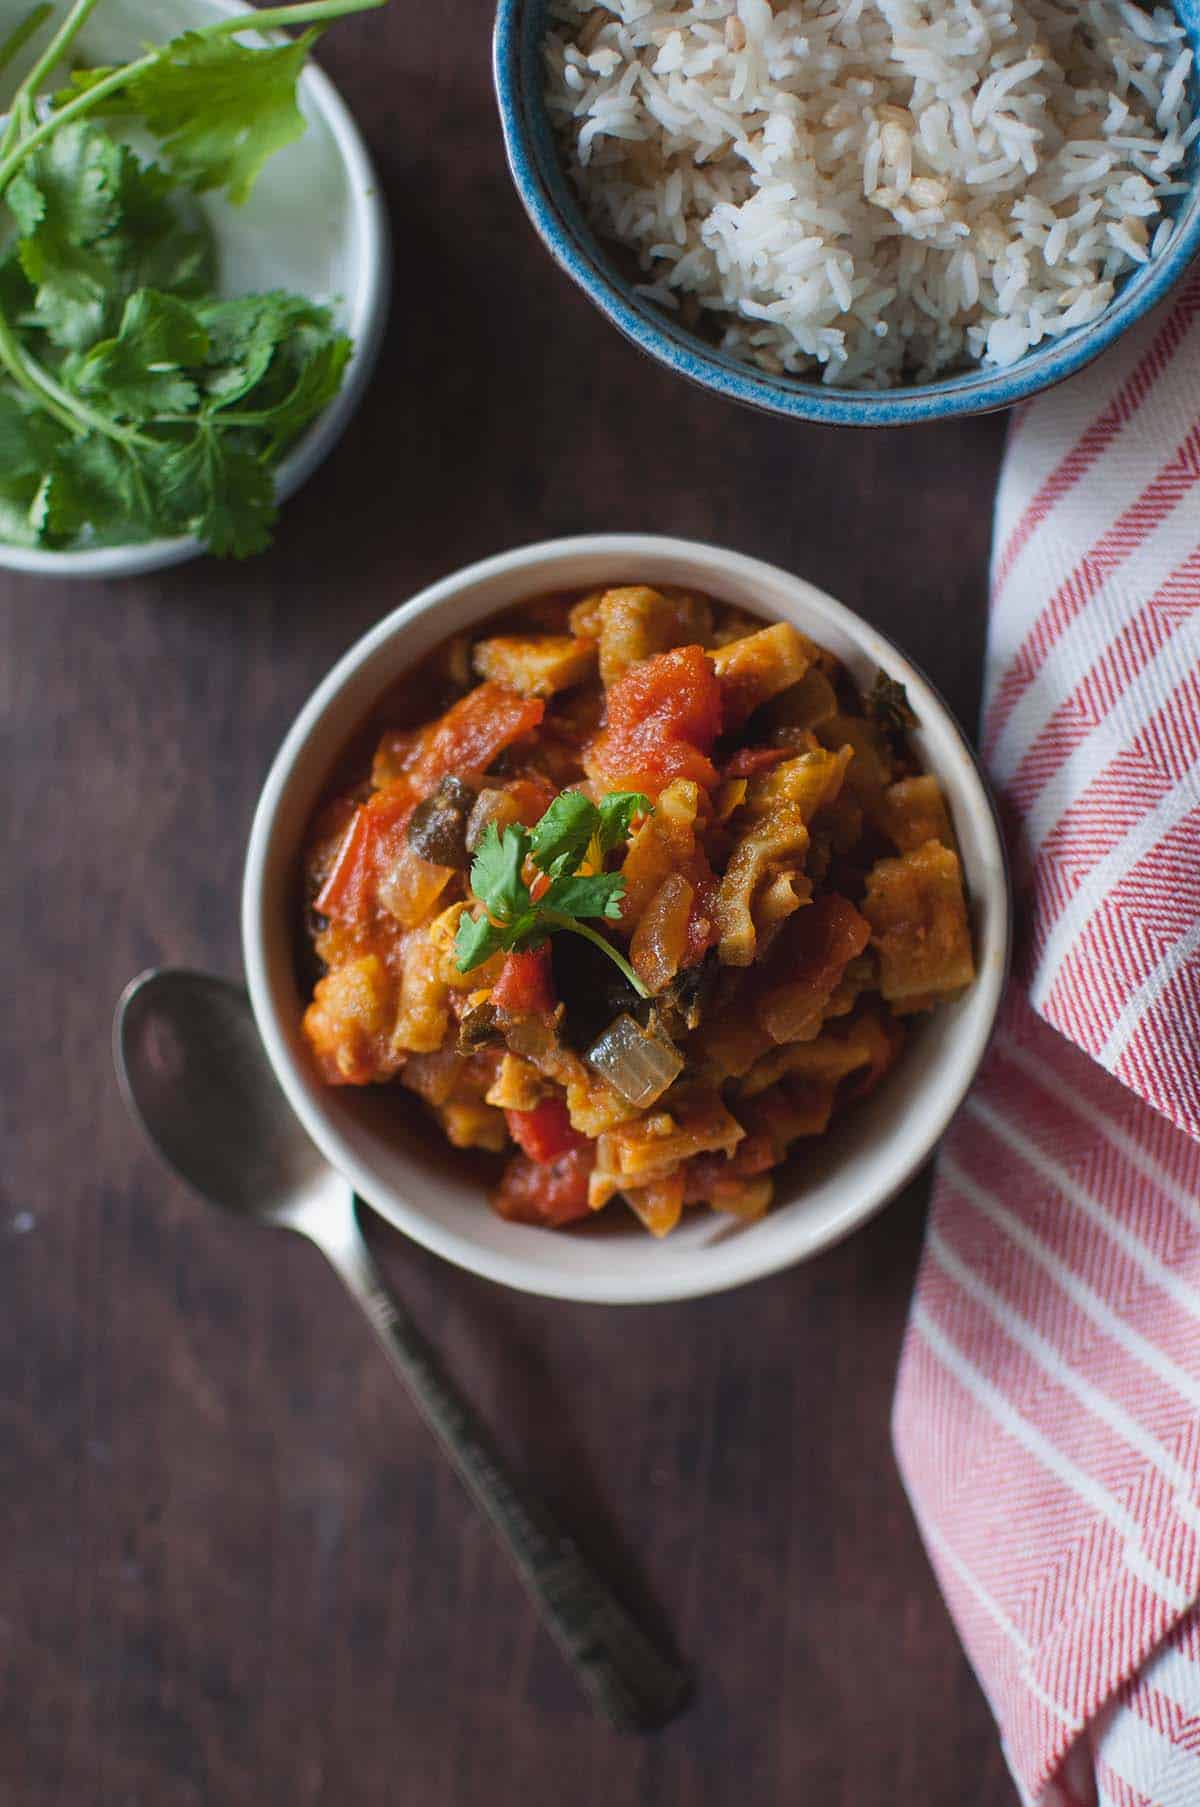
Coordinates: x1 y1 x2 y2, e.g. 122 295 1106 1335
494 0 1200 426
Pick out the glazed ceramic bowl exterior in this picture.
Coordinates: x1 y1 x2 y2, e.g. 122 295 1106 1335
0 0 390 578
243 535 1011 1304
494 0 1200 427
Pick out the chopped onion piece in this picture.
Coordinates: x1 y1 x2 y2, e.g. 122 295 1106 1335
466 787 520 854
378 845 453 928
584 1013 683 1107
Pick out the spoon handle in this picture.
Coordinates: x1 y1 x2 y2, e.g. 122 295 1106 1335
314 1203 690 1733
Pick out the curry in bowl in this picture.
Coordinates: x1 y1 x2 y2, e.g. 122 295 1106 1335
300 587 976 1236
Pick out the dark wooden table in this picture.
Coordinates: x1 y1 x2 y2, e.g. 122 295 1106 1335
2 7 1018 1803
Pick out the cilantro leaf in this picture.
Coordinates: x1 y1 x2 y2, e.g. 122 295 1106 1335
99 30 319 207
5 165 45 237
196 291 325 407
0 392 81 548
6 125 217 351
528 789 596 880
227 329 352 455
595 791 651 855
0 474 43 546
8 119 120 244
454 909 503 974
0 245 35 320
528 787 649 881
541 872 626 921
469 822 532 925
155 428 276 558
29 461 88 544
109 154 216 299
10 122 125 348
54 434 161 545
0 388 52 477
0 399 144 550
261 333 352 455
72 289 209 418
454 792 654 993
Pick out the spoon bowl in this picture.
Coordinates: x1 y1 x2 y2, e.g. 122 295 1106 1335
115 968 333 1224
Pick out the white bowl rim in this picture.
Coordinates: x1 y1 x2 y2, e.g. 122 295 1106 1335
242 533 1012 1304
0 0 390 579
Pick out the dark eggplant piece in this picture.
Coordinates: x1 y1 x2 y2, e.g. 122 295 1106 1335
458 1001 503 1052
407 775 475 868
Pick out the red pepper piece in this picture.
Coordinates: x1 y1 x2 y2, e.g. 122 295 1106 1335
491 946 556 1016
313 788 412 924
504 1095 588 1165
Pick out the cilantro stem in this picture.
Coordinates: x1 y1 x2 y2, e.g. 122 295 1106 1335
8 0 104 128
24 344 153 444
204 0 389 31
0 0 387 197
540 911 652 999
0 4 54 77
0 46 160 194
0 305 153 448
0 4 54 160
0 306 82 434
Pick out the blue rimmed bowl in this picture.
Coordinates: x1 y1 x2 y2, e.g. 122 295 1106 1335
494 0 1200 427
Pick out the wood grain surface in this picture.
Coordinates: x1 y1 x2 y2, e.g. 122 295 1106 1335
1 5 1017 1802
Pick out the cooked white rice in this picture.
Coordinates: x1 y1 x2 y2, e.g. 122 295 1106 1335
544 0 1198 386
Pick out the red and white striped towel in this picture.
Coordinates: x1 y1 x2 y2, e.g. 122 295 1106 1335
892 266 1200 1807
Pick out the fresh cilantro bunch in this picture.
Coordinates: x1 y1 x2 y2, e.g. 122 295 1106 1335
0 0 384 556
455 789 653 998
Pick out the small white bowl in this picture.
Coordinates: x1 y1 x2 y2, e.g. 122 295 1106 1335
0 0 389 579
242 535 1011 1305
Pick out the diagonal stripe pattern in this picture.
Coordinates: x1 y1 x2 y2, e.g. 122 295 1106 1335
893 268 1200 1807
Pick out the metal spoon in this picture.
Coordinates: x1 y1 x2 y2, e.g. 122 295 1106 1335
114 967 689 1732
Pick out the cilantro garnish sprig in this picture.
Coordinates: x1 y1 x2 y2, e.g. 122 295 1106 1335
0 0 385 556
455 790 653 999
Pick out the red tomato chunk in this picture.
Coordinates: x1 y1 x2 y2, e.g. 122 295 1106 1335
683 1133 776 1202
586 644 722 796
493 1144 595 1227
395 683 545 797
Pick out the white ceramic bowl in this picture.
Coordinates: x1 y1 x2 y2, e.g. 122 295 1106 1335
242 535 1011 1304
0 0 389 579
